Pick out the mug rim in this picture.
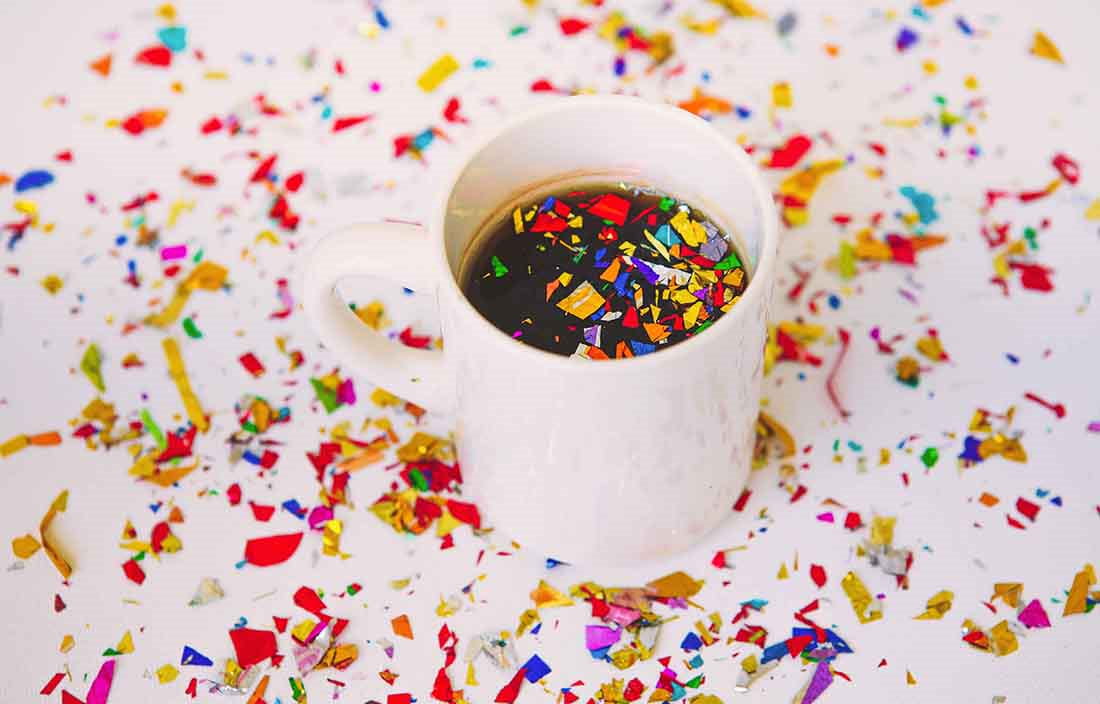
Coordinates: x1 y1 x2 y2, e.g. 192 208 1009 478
433 94 779 371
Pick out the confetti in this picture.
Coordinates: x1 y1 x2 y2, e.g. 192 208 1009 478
243 532 303 567
418 54 460 92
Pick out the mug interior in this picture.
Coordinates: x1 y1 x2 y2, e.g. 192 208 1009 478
443 97 769 299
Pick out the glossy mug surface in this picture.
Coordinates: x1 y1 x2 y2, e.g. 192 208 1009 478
303 96 779 565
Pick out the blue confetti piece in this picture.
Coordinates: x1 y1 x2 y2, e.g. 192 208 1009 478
14 169 54 193
776 11 798 37
613 56 626 77
792 627 854 654
242 450 262 466
413 128 435 150
741 598 768 610
521 654 551 682
655 224 680 246
701 70 711 83
629 340 656 356
374 7 390 29
670 682 686 701
531 622 542 635
910 5 930 21
900 186 939 225
157 26 188 52
895 26 919 52
181 645 213 667
588 645 611 660
959 435 984 462
321 105 333 119
115 234 128 246
827 293 842 309
1051 496 1062 506
545 557 566 569
233 616 248 628
1006 353 1020 364
472 57 492 69
680 632 703 651
149 502 162 513
687 653 703 668
1036 488 1050 499
955 16 974 36
632 259 659 285
735 106 752 119
761 641 789 664
282 499 307 518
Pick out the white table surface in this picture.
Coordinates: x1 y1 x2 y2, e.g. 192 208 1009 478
2 1 1098 702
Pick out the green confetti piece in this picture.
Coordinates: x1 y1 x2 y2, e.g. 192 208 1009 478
1024 226 1038 250
140 408 166 449
658 197 675 212
193 247 204 263
102 648 121 656
693 320 714 335
920 446 939 468
310 378 342 414
182 317 203 339
714 251 743 270
408 468 429 491
241 421 258 434
490 255 509 278
684 675 704 688
80 343 106 392
347 584 360 596
837 241 857 280
509 25 529 36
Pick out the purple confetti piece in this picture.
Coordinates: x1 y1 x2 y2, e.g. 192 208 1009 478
798 659 834 704
585 625 621 651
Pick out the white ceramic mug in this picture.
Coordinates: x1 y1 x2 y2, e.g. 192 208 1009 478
303 96 778 565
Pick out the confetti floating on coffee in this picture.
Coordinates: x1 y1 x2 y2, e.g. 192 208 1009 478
463 183 749 359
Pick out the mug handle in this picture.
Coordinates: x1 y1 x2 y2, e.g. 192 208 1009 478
303 222 454 413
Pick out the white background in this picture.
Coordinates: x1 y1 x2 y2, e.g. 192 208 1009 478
1 0 1098 702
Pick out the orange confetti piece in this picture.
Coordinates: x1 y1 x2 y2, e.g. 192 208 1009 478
1029 31 1064 64
90 53 113 77
40 490 72 579
978 492 1000 507
391 614 413 639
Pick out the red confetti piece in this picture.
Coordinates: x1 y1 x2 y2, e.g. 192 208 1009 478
150 521 172 552
530 78 560 92
54 594 66 612
185 678 197 698
181 169 217 187
294 586 328 616
868 142 887 157
447 499 481 528
399 326 433 349
1023 391 1065 418
877 658 888 668
789 485 808 503
55 150 73 162
826 327 852 419
494 668 527 703
559 17 591 35
431 668 454 702
135 45 172 67
227 483 242 506
229 628 277 668
440 533 455 550
1016 497 1040 522
1052 153 1079 184
285 171 305 193
1006 514 1026 530
809 564 827 588
334 58 345 76
734 625 767 647
1011 262 1054 292
843 511 863 530
273 616 288 633
732 488 752 512
388 695 412 704
122 558 146 584
200 116 223 134
442 97 468 124
62 691 84 704
244 532 304 567
41 673 65 695
786 634 814 657
623 678 645 701
238 352 266 378
249 502 275 522
250 154 278 183
711 550 727 568
765 135 812 168
332 114 373 132
587 193 631 226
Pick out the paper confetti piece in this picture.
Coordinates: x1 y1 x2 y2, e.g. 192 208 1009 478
12 533 41 558
556 281 606 319
914 590 953 620
90 53 112 76
162 337 208 433
1018 599 1051 629
86 659 115 704
1030 31 1064 63
40 490 72 579
417 54 459 92
841 571 882 623
80 343 106 392
1063 563 1096 616
230 628 277 668
243 532 303 567
391 614 414 639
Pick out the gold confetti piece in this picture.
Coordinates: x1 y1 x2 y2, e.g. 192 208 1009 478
517 608 541 637
1 434 30 457
870 515 896 547
1086 198 1100 220
992 582 1023 608
80 343 106 392
145 261 228 327
647 570 703 598
712 0 767 18
1029 31 1064 63
531 580 574 608
914 590 954 620
906 669 917 685
777 562 789 580
291 619 318 643
156 664 179 684
771 81 792 108
355 300 388 330
989 620 1018 656
40 490 72 579
12 533 41 559
465 661 478 686
163 337 208 433
668 210 707 246
318 643 358 670
60 634 75 653
1063 563 1096 616
41 274 64 294
679 13 724 34
417 53 460 92
321 519 349 558
841 571 882 623
396 432 453 463
556 281 606 319
916 335 946 362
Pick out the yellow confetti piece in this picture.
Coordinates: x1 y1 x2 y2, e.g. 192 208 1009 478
318 643 358 670
465 662 478 686
668 210 707 247
906 670 917 685
679 13 724 34
712 0 767 19
964 74 979 90
116 629 135 654
841 571 883 623
776 562 789 580
1063 563 1096 616
80 343 106 392
166 199 195 228
40 490 72 579
157 3 177 22
396 432 453 463
163 337 209 433
991 582 1023 608
530 580 574 608
741 653 759 674
1030 31 1064 64
1085 198 1100 220
41 274 64 294
60 634 75 653
2 434 30 457
145 260 228 327
156 664 179 684
12 533 41 558
321 519 349 558
989 620 1018 656
914 590 953 620
417 53 460 92
870 515 896 547
517 607 541 637
771 81 792 109
556 281 606 319
355 300 388 330
513 207 524 234
915 335 946 362
647 571 703 598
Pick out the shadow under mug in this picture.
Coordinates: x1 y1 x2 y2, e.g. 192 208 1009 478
303 95 779 565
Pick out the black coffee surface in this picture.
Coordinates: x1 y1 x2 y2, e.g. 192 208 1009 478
461 182 749 359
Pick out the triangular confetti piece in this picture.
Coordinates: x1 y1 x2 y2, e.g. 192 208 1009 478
906 670 917 685
1030 31 1064 63
777 562 789 580
90 53 112 77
